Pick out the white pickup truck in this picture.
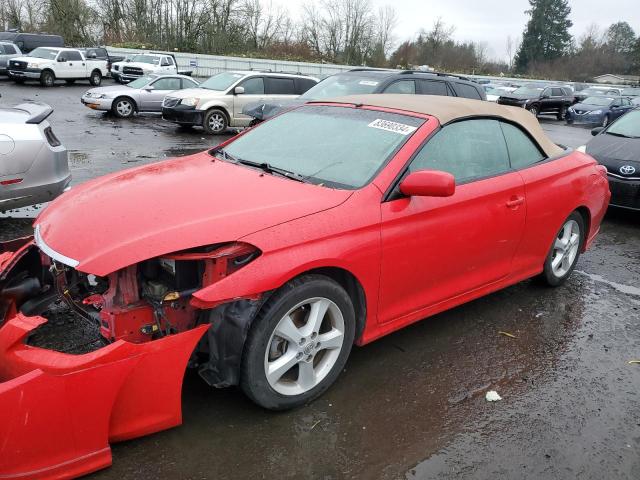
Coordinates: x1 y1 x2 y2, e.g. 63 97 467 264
8 47 108 87
111 52 192 83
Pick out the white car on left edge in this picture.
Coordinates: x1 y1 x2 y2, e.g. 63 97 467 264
8 47 108 87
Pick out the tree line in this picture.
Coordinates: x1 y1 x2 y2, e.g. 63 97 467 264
0 0 638 80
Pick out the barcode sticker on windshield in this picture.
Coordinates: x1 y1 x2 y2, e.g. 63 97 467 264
368 119 417 135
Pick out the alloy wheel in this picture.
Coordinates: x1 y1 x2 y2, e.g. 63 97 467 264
264 297 345 396
207 112 226 133
551 219 580 278
116 100 133 117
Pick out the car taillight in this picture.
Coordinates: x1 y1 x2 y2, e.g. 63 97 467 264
43 127 61 147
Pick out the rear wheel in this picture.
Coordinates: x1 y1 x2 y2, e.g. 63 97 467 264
112 97 135 118
241 274 355 410
89 70 102 86
540 212 584 286
40 70 55 87
557 106 567 120
203 108 228 134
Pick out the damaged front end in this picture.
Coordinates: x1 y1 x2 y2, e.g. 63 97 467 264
0 236 264 479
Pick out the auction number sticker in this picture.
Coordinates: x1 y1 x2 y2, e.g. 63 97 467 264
359 80 379 86
368 119 417 135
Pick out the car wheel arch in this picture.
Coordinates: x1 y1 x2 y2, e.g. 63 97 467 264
114 96 137 112
574 206 591 251
204 105 230 124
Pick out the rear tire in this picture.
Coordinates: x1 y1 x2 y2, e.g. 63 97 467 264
540 212 585 287
89 70 102 86
241 274 356 410
40 70 55 87
203 108 228 134
112 97 135 118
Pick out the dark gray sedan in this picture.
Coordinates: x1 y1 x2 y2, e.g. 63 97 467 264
81 74 199 118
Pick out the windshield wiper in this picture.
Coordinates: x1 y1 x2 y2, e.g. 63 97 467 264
606 132 635 138
236 159 307 183
213 148 239 163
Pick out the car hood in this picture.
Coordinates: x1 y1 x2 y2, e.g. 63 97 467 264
122 62 160 70
166 88 224 100
83 85 133 96
12 56 52 65
500 94 535 101
586 133 640 164
572 102 608 111
34 152 352 276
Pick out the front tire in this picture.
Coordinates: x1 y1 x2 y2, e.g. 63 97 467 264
241 274 356 410
527 105 539 116
89 70 102 86
540 212 585 286
112 97 135 118
601 115 610 128
203 108 228 134
557 106 567 120
40 70 55 87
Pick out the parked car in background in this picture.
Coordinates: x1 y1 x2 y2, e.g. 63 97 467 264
8 47 108 87
581 109 640 210
0 32 63 53
80 47 125 75
0 102 70 211
82 74 199 117
242 69 487 124
0 42 21 75
566 96 634 127
111 52 193 83
498 85 574 119
162 70 319 134
484 85 515 102
621 87 640 98
574 86 623 103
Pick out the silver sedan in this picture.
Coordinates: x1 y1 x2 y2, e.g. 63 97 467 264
0 103 70 211
81 74 199 118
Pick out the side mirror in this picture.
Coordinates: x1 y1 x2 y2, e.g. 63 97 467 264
234 86 245 95
591 126 604 136
399 170 455 197
144 86 155 91
541 94 549 99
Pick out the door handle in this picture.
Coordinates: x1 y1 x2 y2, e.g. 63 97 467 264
506 196 525 208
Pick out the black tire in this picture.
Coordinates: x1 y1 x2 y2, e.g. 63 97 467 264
112 97 136 118
203 108 228 134
240 274 356 410
40 70 55 87
89 70 102 86
528 105 539 116
540 211 585 287
556 106 567 121
601 115 610 128
65 79 75 85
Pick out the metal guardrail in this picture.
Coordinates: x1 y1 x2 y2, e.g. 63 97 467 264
106 47 356 78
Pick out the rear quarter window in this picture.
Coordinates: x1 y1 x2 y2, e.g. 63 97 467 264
419 80 448 96
265 77 297 95
295 77 317 94
453 83 482 100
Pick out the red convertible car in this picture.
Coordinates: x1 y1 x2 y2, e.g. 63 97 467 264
0 95 609 478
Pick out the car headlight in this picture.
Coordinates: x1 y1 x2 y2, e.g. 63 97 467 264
181 97 199 107
591 110 602 115
88 93 107 99
576 145 587 153
27 62 40 69
568 107 574 112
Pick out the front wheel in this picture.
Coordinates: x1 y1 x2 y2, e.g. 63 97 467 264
527 105 539 116
203 108 228 134
601 115 610 128
557 106 567 120
241 274 356 410
540 212 585 286
40 70 55 87
89 70 102 86
112 97 135 118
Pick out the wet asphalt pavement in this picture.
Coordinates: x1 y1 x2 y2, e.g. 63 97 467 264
1 81 639 479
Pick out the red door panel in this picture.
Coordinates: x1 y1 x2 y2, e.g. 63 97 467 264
378 171 526 324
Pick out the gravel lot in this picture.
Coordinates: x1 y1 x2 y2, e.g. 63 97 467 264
1 79 638 480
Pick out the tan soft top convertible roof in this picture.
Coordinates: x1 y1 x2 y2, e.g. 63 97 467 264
317 94 565 158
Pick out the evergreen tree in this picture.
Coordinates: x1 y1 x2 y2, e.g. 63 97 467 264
605 22 636 54
514 0 573 72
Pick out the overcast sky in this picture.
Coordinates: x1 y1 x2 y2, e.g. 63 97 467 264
282 0 640 62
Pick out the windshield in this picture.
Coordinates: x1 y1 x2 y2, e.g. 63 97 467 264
622 88 640 96
131 55 160 65
606 110 640 138
128 76 154 88
583 97 614 106
199 72 245 91
300 74 381 99
29 47 60 60
221 105 425 189
513 87 543 96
